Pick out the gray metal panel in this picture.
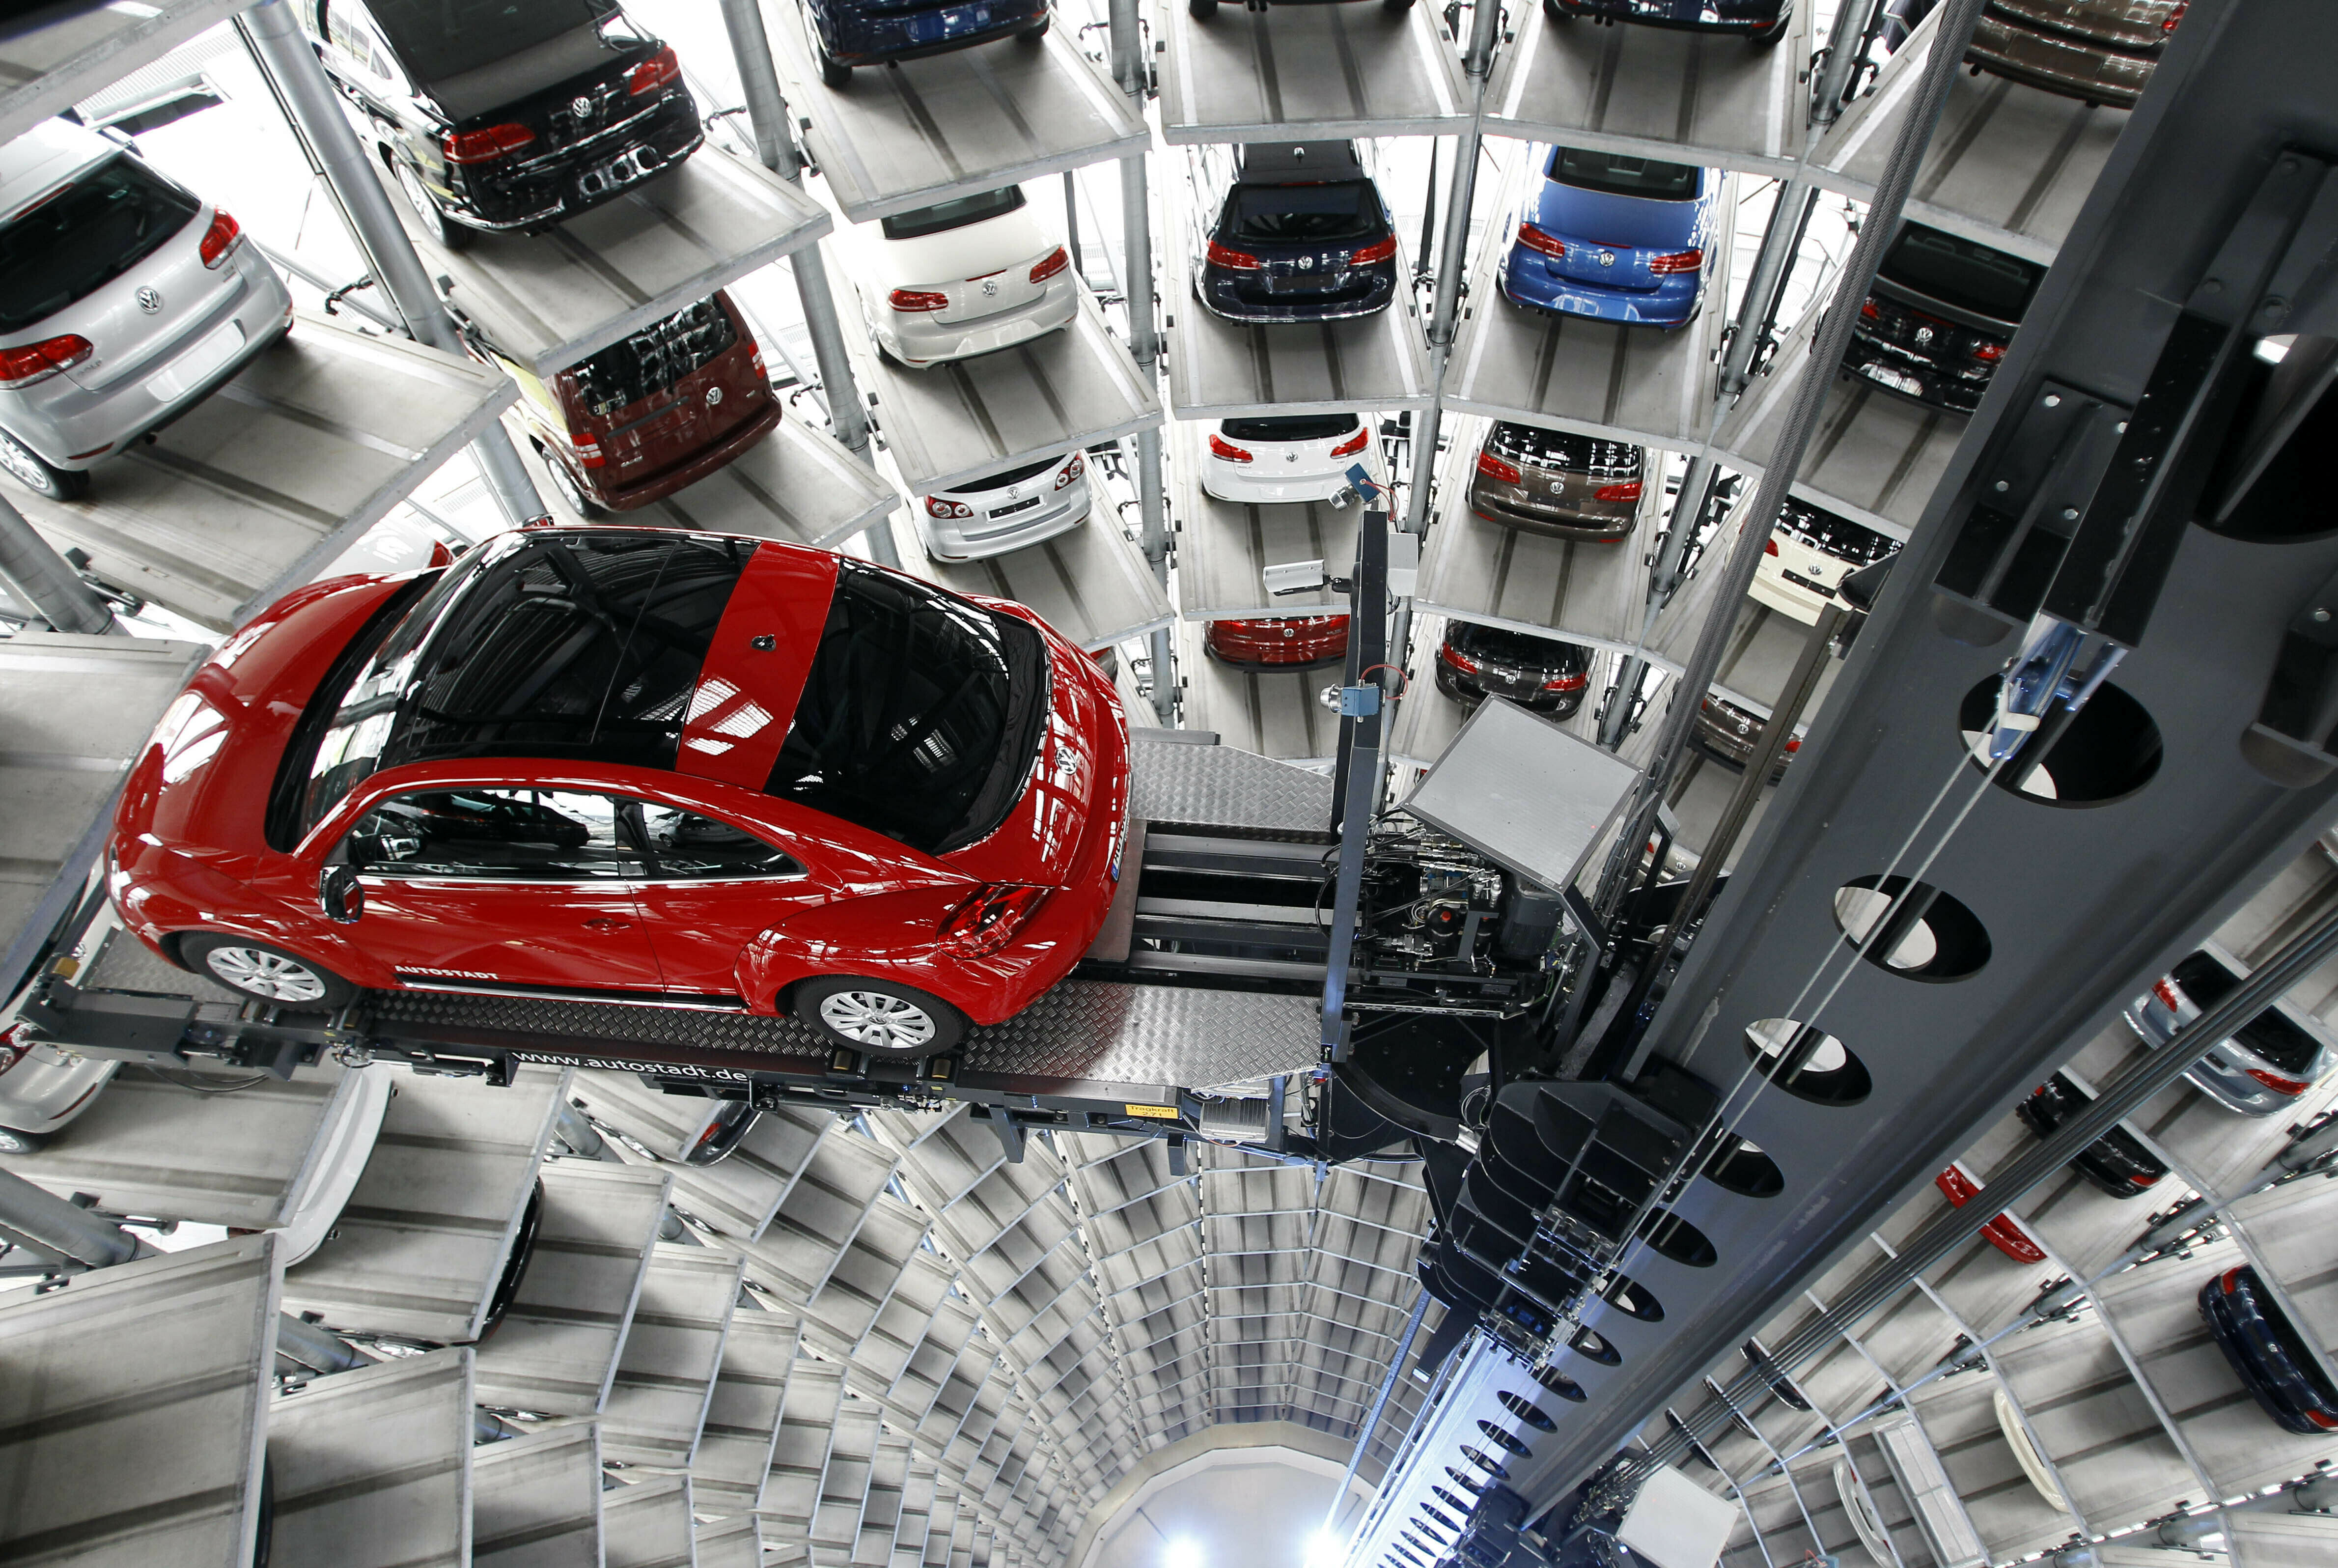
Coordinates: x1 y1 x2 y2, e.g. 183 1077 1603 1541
1651 589 1840 724
1176 619 1344 764
1168 418 1362 619
0 0 252 145
1806 4 2121 264
474 1159 674 1418
2230 1512 2338 1568
282 1065 564 1344
898 505 1174 652
601 1243 749 1469
572 1067 726 1162
1484 3 1811 178
768 23 1144 224
15 312 514 631
1159 3 1468 144
267 1349 475 1568
1127 728 1335 830
764 1358 847 1543
955 980 1320 1097
690 1312 800 1515
0 633 206 995
520 416 899 548
664 1109 830 1244
0 1233 274 1568
850 290 1162 496
603 1473 698 1568
696 1513 765 1568
471 1425 603 1568
1406 696 1639 892
392 147 830 378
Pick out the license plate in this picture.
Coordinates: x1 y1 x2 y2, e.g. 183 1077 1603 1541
917 3 991 39
1861 364 1924 396
145 318 245 403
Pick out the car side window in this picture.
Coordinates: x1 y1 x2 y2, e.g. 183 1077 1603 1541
344 787 645 880
636 803 803 880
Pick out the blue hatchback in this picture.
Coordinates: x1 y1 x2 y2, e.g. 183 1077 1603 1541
1498 146 1721 329
798 0 1052 87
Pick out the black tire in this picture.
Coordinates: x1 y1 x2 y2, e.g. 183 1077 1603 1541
0 428 90 500
179 934 358 1009
804 6 852 87
1542 0 1573 20
1383 0 1415 11
1018 11 1050 38
1189 0 1218 18
791 976 969 1057
479 1177 544 1340
536 442 603 519
0 1123 49 1155
394 158 472 252
1749 14 1790 46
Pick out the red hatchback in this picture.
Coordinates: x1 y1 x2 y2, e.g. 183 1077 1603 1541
109 528 1129 1057
1204 614 1351 670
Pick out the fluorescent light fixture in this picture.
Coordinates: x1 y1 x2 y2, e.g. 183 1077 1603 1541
1308 1530 1345 1568
1164 1539 1204 1568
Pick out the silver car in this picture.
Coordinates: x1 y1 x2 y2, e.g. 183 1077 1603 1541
2125 948 2337 1117
0 1023 115 1154
0 118 292 499
917 449 1092 562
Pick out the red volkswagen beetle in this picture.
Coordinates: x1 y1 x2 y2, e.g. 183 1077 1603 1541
108 527 1129 1057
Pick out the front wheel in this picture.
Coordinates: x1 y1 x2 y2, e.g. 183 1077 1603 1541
0 428 89 500
1748 14 1790 46
792 976 969 1057
804 6 852 87
0 1124 48 1155
394 159 472 252
1018 11 1050 38
181 934 358 1009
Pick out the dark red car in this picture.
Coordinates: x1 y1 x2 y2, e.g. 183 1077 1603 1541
108 527 1129 1057
1204 614 1351 670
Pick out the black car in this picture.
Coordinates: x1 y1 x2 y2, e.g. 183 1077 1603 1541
1191 0 1410 16
1843 222 2044 414
2199 1265 2338 1434
1690 693 1798 781
1197 142 1398 326
303 0 703 248
1435 621 1593 719
2012 1072 2168 1200
1544 0 1792 44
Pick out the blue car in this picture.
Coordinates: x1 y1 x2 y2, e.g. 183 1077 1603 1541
1498 146 1721 330
1544 0 1791 45
1196 142 1400 326
797 0 1051 88
2199 1265 2338 1434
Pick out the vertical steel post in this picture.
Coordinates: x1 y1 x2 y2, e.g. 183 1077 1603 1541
1109 0 1175 722
0 495 113 634
1323 1287 1432 1537
1718 179 1817 400
716 0 898 568
1813 0 1889 124
240 0 547 530
1064 169 1084 281
1321 502 1391 1059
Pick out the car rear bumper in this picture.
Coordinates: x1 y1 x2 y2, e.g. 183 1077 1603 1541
1553 0 1790 32
1433 660 1585 718
878 280 1078 367
918 478 1091 560
1466 475 1636 539
579 398 784 511
1842 335 1991 413
1198 265 1396 324
1499 257 1701 328
1965 14 2157 107
824 1 1049 63
1202 464 1367 506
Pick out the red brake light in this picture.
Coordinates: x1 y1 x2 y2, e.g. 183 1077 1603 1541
2245 1066 2312 1095
1973 342 2006 362
1209 434 1253 463
1330 429 1370 458
1860 299 1881 320
1648 248 1703 275
888 288 950 312
926 497 971 518
1030 246 1069 284
444 123 537 164
938 884 1050 956
1440 644 1480 674
2310 1410 2338 1431
2222 1266 2242 1294
1543 673 1587 693
1593 481 1641 503
571 432 606 470
627 45 680 94
198 208 242 269
2152 978 2184 1011
2162 0 2185 31
2129 1171 2158 1185
1350 236 1397 267
1934 1165 1979 1206
1981 1215 2046 1264
1206 240 1262 271
1764 537 1780 556
1476 451 1522 485
1055 452 1085 488
0 1022 30 1075
1783 736 1801 753
0 333 93 389
1515 223 1566 259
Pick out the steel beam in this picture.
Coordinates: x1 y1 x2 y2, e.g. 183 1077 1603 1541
0 494 111 635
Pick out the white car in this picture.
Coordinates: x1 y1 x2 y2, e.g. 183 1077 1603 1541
1747 497 1901 626
843 184 1077 368
1201 412 1382 505
918 449 1091 561
0 1023 115 1154
272 1065 394 1266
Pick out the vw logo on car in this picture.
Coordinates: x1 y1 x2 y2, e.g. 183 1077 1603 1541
136 286 164 314
571 94 594 119
1596 251 1616 267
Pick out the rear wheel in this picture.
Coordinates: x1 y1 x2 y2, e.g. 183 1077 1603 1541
804 6 852 87
0 428 89 500
181 934 357 1009
536 442 603 519
1019 11 1050 38
394 158 472 252
793 977 968 1057
1189 0 1218 17
1748 13 1790 45
0 1124 49 1155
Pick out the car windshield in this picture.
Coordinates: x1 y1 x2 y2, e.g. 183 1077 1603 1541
951 452 1063 493
1878 224 2044 323
565 296 737 418
881 186 1026 241
365 0 609 83
1228 181 1379 244
1546 147 1701 201
0 153 199 334
274 531 751 843
767 561 1047 855
1489 422 1642 476
1779 499 1899 565
1221 413 1359 443
1450 621 1587 670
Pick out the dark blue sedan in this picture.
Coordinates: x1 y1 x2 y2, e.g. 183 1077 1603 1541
1197 142 1400 325
1545 0 1792 44
2199 1264 2338 1434
1498 146 1721 330
798 0 1051 87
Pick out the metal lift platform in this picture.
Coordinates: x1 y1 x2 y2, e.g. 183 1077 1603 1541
1157 4 1469 145
888 503 1176 656
1173 620 1345 766
1167 417 1363 623
0 0 254 145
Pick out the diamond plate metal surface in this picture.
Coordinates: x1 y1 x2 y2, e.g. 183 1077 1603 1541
88 931 236 1000
957 981 1319 1090
1129 736 1334 834
371 990 832 1062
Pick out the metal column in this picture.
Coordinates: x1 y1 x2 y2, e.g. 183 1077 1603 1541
1813 0 1891 125
1719 181 1820 401
716 0 898 569
0 494 112 635
239 0 547 531
1109 0 1174 723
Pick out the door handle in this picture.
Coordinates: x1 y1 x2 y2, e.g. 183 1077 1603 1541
583 917 633 931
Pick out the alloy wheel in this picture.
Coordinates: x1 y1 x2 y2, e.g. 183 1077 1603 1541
817 989 938 1052
205 946 330 1004
0 431 62 496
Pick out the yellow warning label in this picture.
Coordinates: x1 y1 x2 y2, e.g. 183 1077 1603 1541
1124 1103 1180 1120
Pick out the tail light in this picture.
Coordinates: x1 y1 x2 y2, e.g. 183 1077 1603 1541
1054 452 1085 488
0 333 93 389
1440 644 1480 674
2152 978 2184 1011
1593 481 1641 503
1030 247 1069 283
1648 248 1703 275
926 497 974 518
1934 1166 1980 1207
444 123 537 164
1764 537 1780 556
2221 1266 2242 1294
1543 672 1587 693
627 45 680 94
1209 434 1253 463
2245 1067 2312 1095
0 1023 30 1075
198 208 243 269
750 347 768 379
1206 240 1262 271
2129 1171 2158 1185
2163 0 2185 31
1475 451 1522 484
1973 342 2006 362
938 883 1051 956
1515 223 1566 258
1783 735 1801 754
1349 236 1397 266
1980 1215 2046 1264
889 288 950 312
571 432 606 469
1859 298 1881 320
1330 429 1370 458
2310 1410 2338 1431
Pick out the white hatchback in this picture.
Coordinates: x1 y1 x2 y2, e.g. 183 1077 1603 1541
842 184 1077 368
1201 412 1382 505
918 448 1091 561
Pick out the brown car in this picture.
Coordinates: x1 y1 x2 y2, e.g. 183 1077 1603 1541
483 290 780 515
1691 693 1801 780
1965 0 2185 109
1467 421 1644 541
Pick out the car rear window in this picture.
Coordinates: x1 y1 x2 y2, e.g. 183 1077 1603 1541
2168 952 2323 1074
566 297 737 419
1547 147 1701 201
1227 181 1380 244
0 153 199 334
1779 498 1898 565
366 0 607 84
1448 620 1588 671
1488 422 1642 477
1879 223 2044 324
951 452 1064 493
881 186 1026 241
1220 413 1360 443
768 561 1047 855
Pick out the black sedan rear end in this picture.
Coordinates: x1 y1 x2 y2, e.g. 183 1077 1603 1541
2013 1072 2167 1199
1198 142 1398 324
1843 223 2042 413
1435 621 1592 718
2199 1265 2338 1434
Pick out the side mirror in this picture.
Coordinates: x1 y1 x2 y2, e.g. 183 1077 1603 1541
320 863 363 924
